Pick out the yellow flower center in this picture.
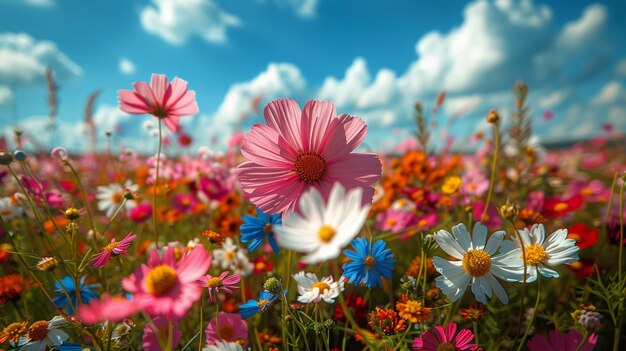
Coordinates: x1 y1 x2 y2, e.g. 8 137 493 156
522 244 547 265
145 264 177 296
386 218 397 227
318 225 335 242
462 249 492 277
218 324 234 340
553 202 568 212
27 320 49 341
258 299 270 309
103 241 120 252
436 343 456 351
294 152 327 183
205 277 223 289
225 250 236 261
111 192 124 204
311 282 331 293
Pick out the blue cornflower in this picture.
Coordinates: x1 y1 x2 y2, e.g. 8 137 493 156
342 237 396 288
239 290 281 319
240 207 282 254
57 342 84 351
52 276 99 314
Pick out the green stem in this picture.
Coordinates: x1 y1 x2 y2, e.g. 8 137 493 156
198 291 204 351
575 330 590 351
481 123 499 223
153 119 163 249
100 198 128 235
516 267 540 351
618 179 624 280
473 321 479 347
64 159 97 234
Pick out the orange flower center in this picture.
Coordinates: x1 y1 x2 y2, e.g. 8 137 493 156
462 249 492 277
145 264 177 296
263 223 273 234
205 277 223 289
258 299 270 309
317 225 335 242
111 192 124 204
294 152 327 183
365 256 376 269
27 320 49 341
553 202 568 212
311 282 331 293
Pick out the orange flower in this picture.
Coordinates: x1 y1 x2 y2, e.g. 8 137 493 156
218 193 242 214
368 306 407 335
0 243 11 263
218 215 243 238
405 256 436 278
460 304 486 321
42 216 70 234
0 321 28 344
0 274 30 304
396 294 430 323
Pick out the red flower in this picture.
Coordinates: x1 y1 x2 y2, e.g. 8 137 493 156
543 195 583 218
567 223 598 249
568 259 598 278
335 292 368 326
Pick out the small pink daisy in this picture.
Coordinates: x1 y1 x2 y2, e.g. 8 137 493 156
236 98 382 214
122 245 211 318
412 322 478 351
198 271 241 302
77 294 141 324
91 232 137 268
205 312 248 346
118 74 199 134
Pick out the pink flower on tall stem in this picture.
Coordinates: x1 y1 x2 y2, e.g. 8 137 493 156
205 312 248 346
91 232 137 268
237 98 382 214
412 322 478 351
142 316 183 351
198 271 241 302
122 245 211 318
527 329 597 351
118 74 198 133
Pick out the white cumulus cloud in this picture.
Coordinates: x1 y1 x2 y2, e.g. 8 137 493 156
140 0 241 45
266 0 319 18
119 58 136 75
0 85 14 105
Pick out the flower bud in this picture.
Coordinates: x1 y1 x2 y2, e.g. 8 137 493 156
0 150 13 165
36 257 59 271
263 277 283 294
487 109 500 124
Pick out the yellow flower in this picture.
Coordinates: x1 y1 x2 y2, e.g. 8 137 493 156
441 176 462 195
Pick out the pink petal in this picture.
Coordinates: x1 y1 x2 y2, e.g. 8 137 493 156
527 334 554 351
243 176 306 214
422 331 441 349
237 162 299 193
149 74 169 103
118 90 151 114
133 81 157 108
434 325 448 343
319 114 367 158
177 246 211 281
167 77 189 104
168 91 199 116
326 152 382 184
444 323 457 343
91 251 111 268
263 98 304 152
240 124 298 167
163 116 181 134
300 100 335 153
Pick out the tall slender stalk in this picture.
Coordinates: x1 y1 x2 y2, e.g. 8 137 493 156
152 119 163 248
481 123 500 223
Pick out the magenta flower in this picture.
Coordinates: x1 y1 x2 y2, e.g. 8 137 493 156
237 98 382 214
198 271 241 302
205 312 248 346
122 245 211 318
129 203 153 223
91 232 137 268
527 329 597 351
142 316 183 351
412 323 478 351
118 74 199 134
77 294 141 324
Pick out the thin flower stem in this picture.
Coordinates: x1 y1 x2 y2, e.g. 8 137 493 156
198 291 204 351
516 267 540 351
64 159 97 234
153 118 163 249
473 320 480 347
100 198 128 235
481 123 500 223
51 270 77 314
575 330 590 351
605 173 618 224
618 179 624 280
510 219 529 344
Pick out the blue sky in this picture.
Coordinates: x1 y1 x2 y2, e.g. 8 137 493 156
1 0 625 153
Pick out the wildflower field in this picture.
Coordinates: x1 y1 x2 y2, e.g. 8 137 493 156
0 75 625 351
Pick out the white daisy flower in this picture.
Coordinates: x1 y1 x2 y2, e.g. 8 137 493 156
0 196 21 220
203 340 243 351
293 272 345 304
213 238 240 269
503 224 579 281
96 180 138 217
432 222 526 304
232 250 254 277
275 183 370 264
19 316 68 351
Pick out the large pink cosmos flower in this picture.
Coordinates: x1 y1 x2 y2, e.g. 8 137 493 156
412 323 478 351
118 74 198 134
122 245 211 319
237 99 382 214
